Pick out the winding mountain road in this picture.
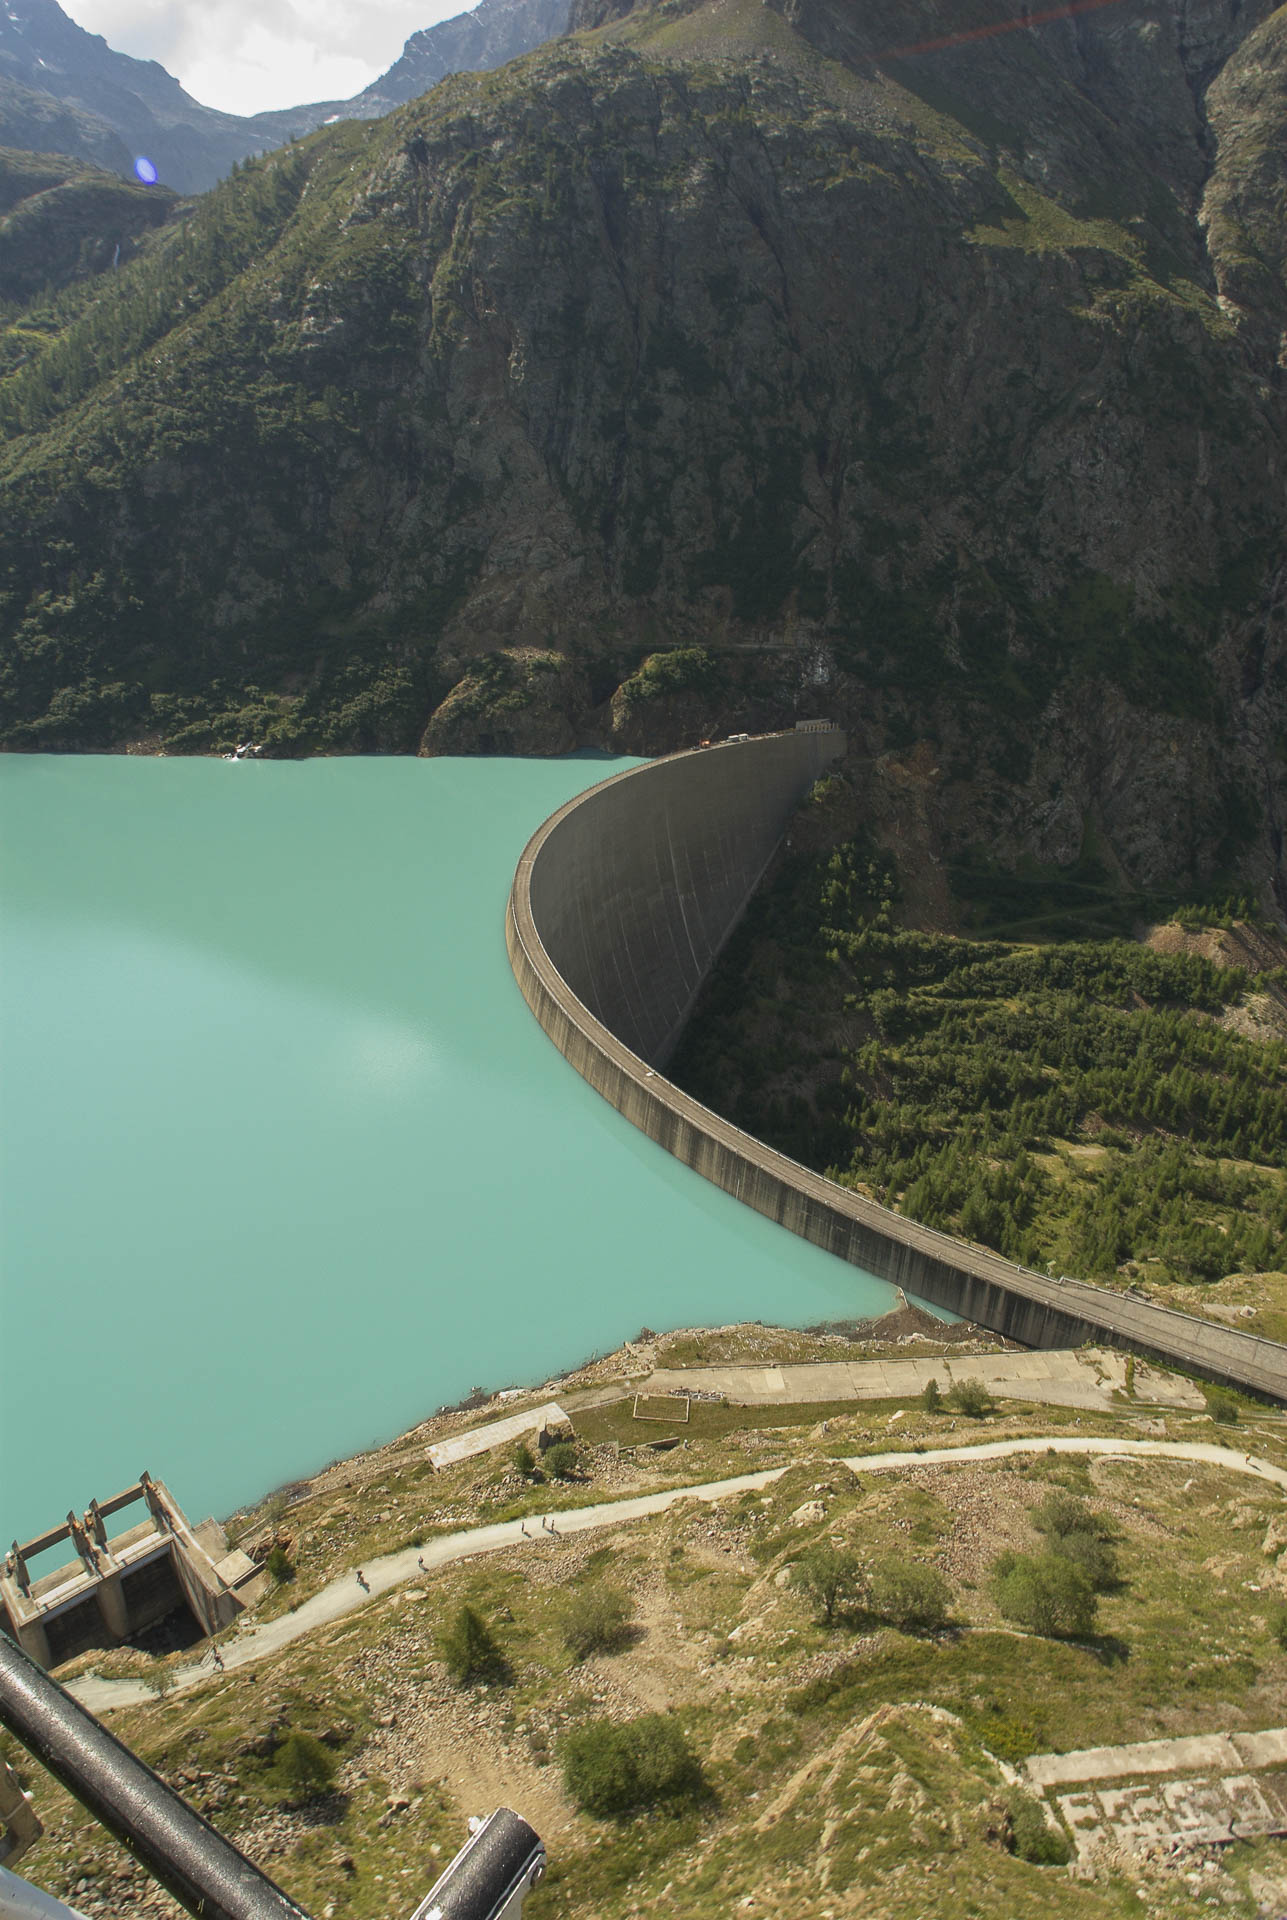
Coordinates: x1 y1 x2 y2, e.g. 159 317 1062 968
68 1436 1287 1715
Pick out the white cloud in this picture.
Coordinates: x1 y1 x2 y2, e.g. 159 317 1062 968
61 0 474 115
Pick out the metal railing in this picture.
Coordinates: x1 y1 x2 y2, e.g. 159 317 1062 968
0 1634 543 1920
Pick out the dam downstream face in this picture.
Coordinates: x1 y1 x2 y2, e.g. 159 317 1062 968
0 753 902 1545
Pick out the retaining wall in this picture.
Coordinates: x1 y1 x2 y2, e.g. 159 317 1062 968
507 740 1287 1402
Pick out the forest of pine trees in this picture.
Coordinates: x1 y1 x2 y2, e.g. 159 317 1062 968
672 799 1287 1292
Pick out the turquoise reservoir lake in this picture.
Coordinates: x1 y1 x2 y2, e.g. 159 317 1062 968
1 754 899 1545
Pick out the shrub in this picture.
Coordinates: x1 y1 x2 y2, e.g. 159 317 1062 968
148 1663 179 1699
617 648 716 706
513 1440 536 1476
1031 1491 1096 1540
947 1378 994 1418
791 1545 866 1626
992 1551 1097 1637
438 1604 507 1685
264 1544 294 1584
868 1556 952 1631
1031 1492 1119 1590
1006 1788 1071 1864
559 1584 633 1662
543 1442 578 1480
1266 1601 1287 1649
560 1713 701 1816
920 1377 943 1413
272 1731 336 1800
1052 1528 1118 1592
1207 1388 1241 1425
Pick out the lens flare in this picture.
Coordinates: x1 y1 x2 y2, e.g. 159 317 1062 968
877 0 1126 60
134 156 159 185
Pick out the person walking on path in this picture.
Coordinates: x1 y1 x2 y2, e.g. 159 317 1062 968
208 1643 224 1672
64 1435 1287 1721
417 1555 427 1573
356 1569 370 1592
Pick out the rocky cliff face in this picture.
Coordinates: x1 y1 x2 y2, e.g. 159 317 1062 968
0 0 1283 914
339 0 573 123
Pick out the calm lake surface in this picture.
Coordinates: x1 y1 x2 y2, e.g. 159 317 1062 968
1 753 901 1546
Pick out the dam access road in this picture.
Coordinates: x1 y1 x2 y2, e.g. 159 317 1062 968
506 730 1287 1404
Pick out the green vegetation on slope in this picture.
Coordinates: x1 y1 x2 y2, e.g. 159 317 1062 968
0 117 451 754
18 1427 1287 1920
0 0 1280 904
0 146 177 309
671 792 1287 1296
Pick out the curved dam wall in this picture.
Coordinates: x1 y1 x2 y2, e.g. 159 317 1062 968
525 731 846 1067
507 739 1287 1404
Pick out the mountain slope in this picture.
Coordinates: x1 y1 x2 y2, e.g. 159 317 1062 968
0 145 176 303
0 68 132 176
0 0 273 191
0 0 573 191
0 0 1283 912
257 0 573 138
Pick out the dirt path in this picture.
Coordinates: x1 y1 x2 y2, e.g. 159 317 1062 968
67 1438 1287 1716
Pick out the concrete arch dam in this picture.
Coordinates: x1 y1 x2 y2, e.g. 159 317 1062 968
506 734 1287 1403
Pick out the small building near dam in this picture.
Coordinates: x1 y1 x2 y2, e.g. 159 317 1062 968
1 1472 267 1669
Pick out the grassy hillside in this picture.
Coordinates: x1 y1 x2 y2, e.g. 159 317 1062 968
11 1346 1287 1920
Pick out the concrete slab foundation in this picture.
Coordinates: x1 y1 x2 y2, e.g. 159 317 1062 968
642 1347 1206 1414
426 1403 571 1472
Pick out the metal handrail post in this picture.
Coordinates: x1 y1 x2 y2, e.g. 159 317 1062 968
0 1633 309 1920
1 1634 544 1920
0 1862 92 1920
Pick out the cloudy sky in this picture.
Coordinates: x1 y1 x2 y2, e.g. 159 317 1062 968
61 0 472 115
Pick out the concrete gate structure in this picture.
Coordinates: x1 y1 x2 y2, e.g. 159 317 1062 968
1 1473 267 1669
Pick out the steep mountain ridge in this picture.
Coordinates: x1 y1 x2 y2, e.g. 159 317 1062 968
0 0 572 191
0 0 1283 913
0 0 271 190
265 0 572 133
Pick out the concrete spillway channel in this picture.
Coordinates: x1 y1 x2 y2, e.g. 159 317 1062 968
506 732 1287 1404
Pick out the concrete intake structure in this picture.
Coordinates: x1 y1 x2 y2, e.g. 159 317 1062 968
1 1474 267 1669
506 733 1287 1403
